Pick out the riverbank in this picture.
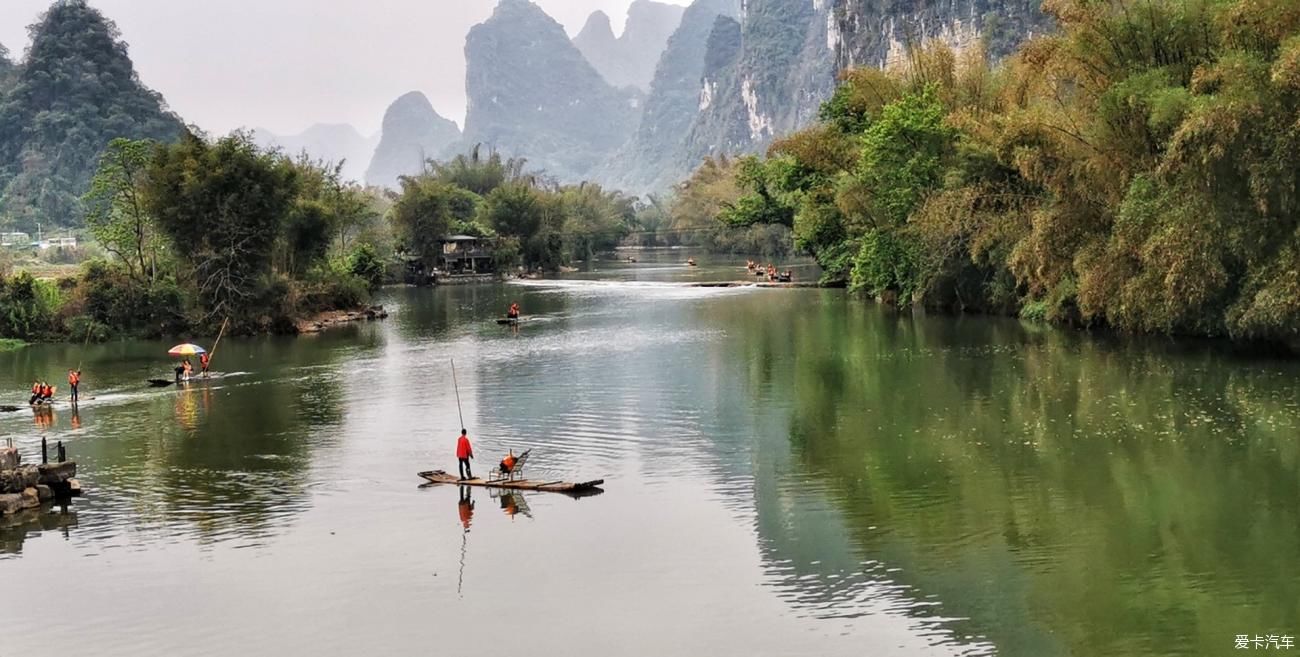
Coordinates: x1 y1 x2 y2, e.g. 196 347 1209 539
295 305 388 334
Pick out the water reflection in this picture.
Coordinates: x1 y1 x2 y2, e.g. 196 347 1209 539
457 486 475 596
731 293 1300 657
0 332 363 554
494 490 531 519
0 260 1295 657
0 506 77 555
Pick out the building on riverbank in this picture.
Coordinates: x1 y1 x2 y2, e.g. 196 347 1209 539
437 235 494 275
404 235 502 285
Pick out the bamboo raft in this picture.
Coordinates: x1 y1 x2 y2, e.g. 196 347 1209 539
418 470 604 494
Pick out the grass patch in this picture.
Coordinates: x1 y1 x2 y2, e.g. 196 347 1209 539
0 338 29 352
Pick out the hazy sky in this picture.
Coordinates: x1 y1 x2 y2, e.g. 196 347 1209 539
0 0 689 136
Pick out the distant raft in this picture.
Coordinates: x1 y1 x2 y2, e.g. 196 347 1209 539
496 317 520 325
418 470 604 495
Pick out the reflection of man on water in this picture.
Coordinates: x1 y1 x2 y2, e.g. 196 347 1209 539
458 487 475 530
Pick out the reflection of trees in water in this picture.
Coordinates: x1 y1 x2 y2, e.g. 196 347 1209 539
735 295 1300 657
71 340 355 549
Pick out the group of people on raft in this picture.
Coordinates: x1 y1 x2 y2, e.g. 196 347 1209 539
25 353 216 408
28 368 84 406
747 260 793 282
455 428 519 481
172 353 211 382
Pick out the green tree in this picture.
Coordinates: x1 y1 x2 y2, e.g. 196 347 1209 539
562 183 632 262
389 176 479 269
83 138 165 286
482 183 543 240
718 156 795 228
144 132 300 325
432 146 527 196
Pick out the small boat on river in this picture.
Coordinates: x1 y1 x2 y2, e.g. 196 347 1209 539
496 317 521 326
418 470 604 495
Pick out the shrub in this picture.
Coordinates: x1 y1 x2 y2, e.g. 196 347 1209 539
348 243 386 291
0 271 64 339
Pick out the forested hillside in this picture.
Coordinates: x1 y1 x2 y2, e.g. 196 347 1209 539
0 0 184 232
0 44 15 94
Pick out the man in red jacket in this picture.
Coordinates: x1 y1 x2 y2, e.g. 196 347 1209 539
456 429 474 480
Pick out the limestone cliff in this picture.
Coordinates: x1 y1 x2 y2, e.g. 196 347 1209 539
462 0 639 181
573 1 685 92
364 91 462 189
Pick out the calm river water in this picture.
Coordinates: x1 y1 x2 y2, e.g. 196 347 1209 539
0 252 1296 656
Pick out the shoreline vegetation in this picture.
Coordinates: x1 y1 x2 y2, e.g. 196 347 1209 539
0 135 664 345
671 0 1300 350
1 0 1297 354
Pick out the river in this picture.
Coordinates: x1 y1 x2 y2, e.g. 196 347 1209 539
0 251 1296 656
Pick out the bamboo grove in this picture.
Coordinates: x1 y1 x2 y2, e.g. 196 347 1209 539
683 0 1300 342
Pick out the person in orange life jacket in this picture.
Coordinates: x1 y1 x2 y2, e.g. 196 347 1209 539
507 302 520 320
40 382 53 402
456 429 474 480
68 369 82 403
498 449 517 476
200 353 211 377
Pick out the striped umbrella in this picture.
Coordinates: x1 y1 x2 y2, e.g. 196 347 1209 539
167 343 207 357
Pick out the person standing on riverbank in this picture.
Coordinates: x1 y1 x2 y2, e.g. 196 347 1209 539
67 369 81 403
456 429 474 480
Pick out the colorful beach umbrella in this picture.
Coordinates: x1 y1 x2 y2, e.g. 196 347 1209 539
167 343 207 357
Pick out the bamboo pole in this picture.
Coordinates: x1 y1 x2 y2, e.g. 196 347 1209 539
451 358 465 430
75 322 93 373
208 318 229 362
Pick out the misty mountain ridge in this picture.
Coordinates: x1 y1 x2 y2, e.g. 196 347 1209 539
458 0 639 182
364 91 462 189
251 123 378 184
572 0 686 92
463 0 1046 195
0 0 1053 213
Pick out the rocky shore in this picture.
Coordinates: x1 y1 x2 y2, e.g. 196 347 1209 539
295 305 388 335
0 446 80 516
